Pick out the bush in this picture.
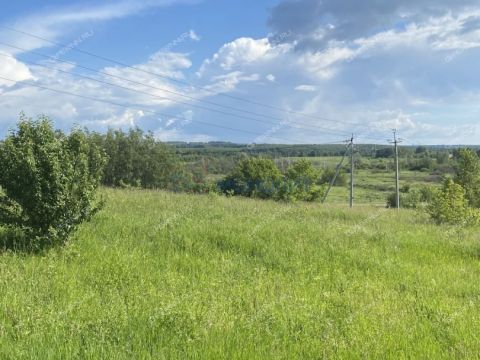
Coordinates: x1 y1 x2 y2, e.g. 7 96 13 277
218 158 282 197
0 116 106 246
386 189 421 209
427 178 480 225
285 159 324 201
386 186 437 209
219 158 325 202
319 167 347 187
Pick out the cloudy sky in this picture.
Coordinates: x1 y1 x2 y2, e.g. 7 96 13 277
1 0 479 144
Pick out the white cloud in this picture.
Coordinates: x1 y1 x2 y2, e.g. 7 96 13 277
95 109 145 128
295 85 317 92
266 74 276 82
2 2 480 144
154 128 215 142
0 52 33 87
198 38 292 76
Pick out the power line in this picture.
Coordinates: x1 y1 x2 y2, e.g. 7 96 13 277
0 26 393 134
0 51 353 138
0 75 348 145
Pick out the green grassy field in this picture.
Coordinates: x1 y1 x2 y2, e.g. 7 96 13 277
276 156 439 206
1 189 480 359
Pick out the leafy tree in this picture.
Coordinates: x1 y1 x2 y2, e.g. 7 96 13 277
100 128 194 191
285 159 318 185
219 158 282 197
454 148 480 208
285 159 325 201
427 178 480 225
0 116 106 246
219 158 326 202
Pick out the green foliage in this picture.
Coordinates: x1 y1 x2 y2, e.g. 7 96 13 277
454 148 480 208
387 186 436 209
285 159 318 184
219 158 282 197
220 158 326 202
375 147 394 158
101 128 188 190
285 159 325 201
427 178 480 225
0 116 106 246
319 166 347 186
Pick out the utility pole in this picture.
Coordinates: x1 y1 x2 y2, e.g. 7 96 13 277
349 135 354 208
390 130 402 210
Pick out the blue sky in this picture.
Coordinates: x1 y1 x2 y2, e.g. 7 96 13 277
1 0 480 144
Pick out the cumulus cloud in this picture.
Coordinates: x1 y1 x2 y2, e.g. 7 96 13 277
2 0 480 144
0 53 33 87
268 0 480 50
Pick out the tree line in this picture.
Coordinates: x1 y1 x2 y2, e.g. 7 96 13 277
1 116 480 250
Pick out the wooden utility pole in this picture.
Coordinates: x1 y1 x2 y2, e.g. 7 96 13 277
349 135 354 208
391 130 402 210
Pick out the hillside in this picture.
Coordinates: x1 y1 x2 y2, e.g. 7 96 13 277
1 189 480 358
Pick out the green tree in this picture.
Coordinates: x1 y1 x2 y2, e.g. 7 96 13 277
219 158 282 197
427 178 480 225
454 148 480 208
100 128 188 190
0 116 106 246
285 159 325 201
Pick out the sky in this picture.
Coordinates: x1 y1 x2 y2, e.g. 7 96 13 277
1 0 480 145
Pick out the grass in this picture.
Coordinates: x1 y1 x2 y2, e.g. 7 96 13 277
1 188 480 358
276 156 441 206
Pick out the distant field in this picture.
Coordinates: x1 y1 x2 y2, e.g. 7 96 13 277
1 189 480 358
277 156 439 206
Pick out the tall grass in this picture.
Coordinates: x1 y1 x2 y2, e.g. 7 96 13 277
1 188 480 358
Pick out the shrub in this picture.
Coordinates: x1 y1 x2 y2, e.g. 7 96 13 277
427 178 480 225
386 185 438 209
285 159 318 185
319 167 347 187
285 159 323 201
219 158 326 202
218 158 282 197
0 116 106 246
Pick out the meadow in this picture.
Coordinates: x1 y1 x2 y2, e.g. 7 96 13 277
1 188 480 359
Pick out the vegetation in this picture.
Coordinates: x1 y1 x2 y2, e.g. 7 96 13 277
219 158 326 202
427 179 480 225
454 148 480 208
93 128 213 193
422 148 480 225
2 117 480 357
0 116 105 247
1 189 480 358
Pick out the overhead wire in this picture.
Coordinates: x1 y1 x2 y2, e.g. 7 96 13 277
0 26 394 134
0 51 353 138
0 75 350 145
